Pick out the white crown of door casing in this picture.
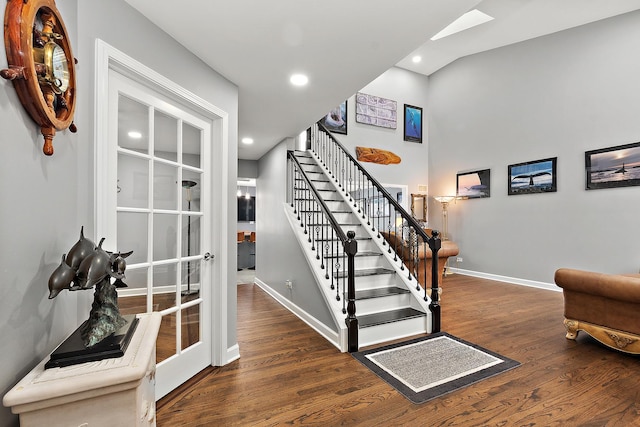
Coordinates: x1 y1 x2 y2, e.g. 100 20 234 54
93 39 237 395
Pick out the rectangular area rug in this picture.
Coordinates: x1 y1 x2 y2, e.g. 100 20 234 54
352 332 520 404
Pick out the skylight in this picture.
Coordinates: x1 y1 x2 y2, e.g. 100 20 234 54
431 9 494 41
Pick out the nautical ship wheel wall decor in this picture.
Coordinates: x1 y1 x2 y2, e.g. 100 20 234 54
1 0 77 156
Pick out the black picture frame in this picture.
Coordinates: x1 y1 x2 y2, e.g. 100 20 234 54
403 104 422 143
508 157 557 195
456 169 490 199
319 100 347 135
585 141 640 190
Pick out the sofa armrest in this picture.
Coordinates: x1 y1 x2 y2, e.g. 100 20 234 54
555 268 640 303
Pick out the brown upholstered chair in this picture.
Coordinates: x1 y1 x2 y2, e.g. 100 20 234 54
555 268 640 354
381 229 459 289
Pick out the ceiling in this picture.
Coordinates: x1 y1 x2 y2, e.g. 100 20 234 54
123 0 640 161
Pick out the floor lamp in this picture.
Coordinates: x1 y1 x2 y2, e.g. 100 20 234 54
433 196 455 241
182 180 198 296
434 195 455 276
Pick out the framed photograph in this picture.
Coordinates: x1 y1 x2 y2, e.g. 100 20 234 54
355 92 397 129
508 157 557 195
403 104 422 143
585 141 640 190
457 169 490 199
319 100 347 135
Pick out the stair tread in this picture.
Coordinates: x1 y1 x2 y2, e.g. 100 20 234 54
307 223 361 226
334 267 394 278
318 237 372 242
298 210 352 214
358 307 425 328
352 286 410 300
325 251 382 258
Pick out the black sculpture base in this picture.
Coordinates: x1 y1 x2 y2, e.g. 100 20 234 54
45 315 139 369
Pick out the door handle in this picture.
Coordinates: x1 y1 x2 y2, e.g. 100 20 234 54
203 252 213 261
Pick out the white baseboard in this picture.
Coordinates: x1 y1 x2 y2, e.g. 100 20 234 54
448 268 561 292
225 344 240 364
253 277 343 350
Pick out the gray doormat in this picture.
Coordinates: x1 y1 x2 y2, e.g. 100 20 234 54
352 332 520 404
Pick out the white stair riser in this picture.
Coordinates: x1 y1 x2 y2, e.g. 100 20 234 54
353 273 397 289
358 316 428 348
355 295 414 314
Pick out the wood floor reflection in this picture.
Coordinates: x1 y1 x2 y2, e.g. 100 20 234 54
119 293 200 363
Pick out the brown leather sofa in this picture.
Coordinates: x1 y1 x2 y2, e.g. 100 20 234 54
381 229 459 289
554 268 640 354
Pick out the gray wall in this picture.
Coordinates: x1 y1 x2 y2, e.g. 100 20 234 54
336 67 430 197
238 159 258 178
0 1 82 424
0 1 238 424
428 10 640 283
256 139 337 330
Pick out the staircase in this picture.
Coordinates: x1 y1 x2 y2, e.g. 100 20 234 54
286 144 439 351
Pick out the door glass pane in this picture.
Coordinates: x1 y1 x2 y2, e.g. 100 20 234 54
117 154 148 209
155 110 178 162
157 314 177 363
183 122 201 168
153 263 177 310
118 95 148 154
122 266 147 291
181 215 201 258
153 213 177 261
182 305 200 350
154 162 178 211
181 171 200 213
117 212 148 264
118 268 148 316
181 260 200 299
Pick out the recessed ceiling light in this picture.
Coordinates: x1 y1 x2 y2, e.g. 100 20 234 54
290 73 309 86
242 137 254 145
431 9 494 41
128 131 142 139
412 56 422 63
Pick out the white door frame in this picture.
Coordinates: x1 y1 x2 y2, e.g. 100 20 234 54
94 39 230 371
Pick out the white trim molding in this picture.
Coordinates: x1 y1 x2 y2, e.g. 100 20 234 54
449 268 561 292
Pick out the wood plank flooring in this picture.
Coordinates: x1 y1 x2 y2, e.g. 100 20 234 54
156 274 640 426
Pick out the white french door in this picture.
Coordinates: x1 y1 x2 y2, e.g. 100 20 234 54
103 69 213 399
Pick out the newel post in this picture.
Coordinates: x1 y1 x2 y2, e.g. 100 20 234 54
428 230 442 333
344 230 358 352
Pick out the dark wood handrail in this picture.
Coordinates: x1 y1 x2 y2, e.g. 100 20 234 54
316 121 432 245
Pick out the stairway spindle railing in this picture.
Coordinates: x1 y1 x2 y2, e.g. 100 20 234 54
309 121 442 333
287 150 359 351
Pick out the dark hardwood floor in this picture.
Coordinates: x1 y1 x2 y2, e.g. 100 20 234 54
156 274 640 426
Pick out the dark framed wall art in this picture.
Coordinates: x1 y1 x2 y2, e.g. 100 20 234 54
403 104 422 143
508 157 557 195
456 169 490 199
319 100 347 135
585 141 640 190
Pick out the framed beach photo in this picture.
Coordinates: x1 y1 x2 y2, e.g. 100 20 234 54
585 141 640 190
456 169 490 199
403 104 422 143
319 100 347 135
508 157 557 195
